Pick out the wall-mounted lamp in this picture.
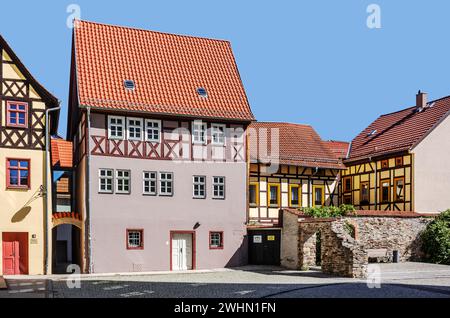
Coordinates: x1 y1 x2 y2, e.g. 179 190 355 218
193 222 201 230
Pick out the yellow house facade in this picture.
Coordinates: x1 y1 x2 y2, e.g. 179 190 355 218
342 91 450 213
0 35 59 275
248 122 347 225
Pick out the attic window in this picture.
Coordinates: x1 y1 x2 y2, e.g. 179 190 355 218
197 87 208 97
124 80 135 90
367 129 377 137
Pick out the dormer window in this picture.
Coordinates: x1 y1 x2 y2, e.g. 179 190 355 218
124 80 135 90
197 87 208 97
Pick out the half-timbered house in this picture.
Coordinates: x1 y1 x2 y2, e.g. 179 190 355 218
342 91 450 212
0 35 59 275
68 20 255 273
246 122 347 265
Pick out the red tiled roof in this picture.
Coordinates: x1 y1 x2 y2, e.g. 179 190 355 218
348 95 450 162
52 212 82 221
324 140 350 159
56 177 70 194
249 122 345 169
73 20 254 121
51 139 73 168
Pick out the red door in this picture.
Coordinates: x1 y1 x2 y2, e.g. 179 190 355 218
2 241 20 275
2 233 28 275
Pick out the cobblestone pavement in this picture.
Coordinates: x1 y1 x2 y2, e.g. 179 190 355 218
2 263 450 298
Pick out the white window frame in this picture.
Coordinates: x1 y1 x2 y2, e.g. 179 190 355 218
127 117 143 141
143 171 157 195
192 121 207 145
212 176 225 199
145 119 161 142
98 169 114 193
211 123 226 145
108 116 125 140
193 175 206 199
116 169 131 194
159 172 173 196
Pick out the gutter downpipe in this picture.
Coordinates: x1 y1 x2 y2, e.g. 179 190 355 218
44 103 62 275
86 106 93 273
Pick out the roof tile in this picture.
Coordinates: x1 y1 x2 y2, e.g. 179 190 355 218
249 122 345 169
73 20 254 121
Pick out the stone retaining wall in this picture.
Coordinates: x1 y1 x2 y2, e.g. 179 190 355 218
280 209 434 278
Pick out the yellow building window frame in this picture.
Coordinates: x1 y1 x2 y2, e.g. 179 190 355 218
380 179 391 203
288 184 301 207
267 183 280 207
343 176 352 193
393 177 405 202
249 182 259 207
312 185 325 207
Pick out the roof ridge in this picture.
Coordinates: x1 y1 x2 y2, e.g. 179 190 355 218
253 121 312 127
379 94 450 118
75 19 231 44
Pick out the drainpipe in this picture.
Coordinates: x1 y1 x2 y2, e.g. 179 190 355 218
86 107 92 273
44 103 62 275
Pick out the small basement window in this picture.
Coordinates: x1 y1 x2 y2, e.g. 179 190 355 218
197 87 208 97
124 80 135 90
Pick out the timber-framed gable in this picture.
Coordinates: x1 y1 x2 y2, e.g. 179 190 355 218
0 35 59 151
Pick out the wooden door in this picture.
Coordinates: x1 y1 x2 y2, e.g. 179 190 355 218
2 232 28 275
171 233 193 271
2 241 20 275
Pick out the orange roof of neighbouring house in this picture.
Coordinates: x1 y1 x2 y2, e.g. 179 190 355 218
347 95 450 162
324 140 350 159
72 20 255 122
56 177 70 194
51 139 73 168
249 122 345 170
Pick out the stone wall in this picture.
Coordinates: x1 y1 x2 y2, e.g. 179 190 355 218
342 216 431 262
280 209 434 278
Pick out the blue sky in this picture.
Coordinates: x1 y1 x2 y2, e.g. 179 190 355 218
1 0 450 141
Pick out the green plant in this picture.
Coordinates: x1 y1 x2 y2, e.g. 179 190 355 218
301 204 356 218
344 221 356 238
422 209 450 264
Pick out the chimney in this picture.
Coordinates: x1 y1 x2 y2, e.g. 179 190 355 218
416 90 428 108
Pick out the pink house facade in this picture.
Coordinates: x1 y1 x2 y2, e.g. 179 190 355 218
68 21 255 273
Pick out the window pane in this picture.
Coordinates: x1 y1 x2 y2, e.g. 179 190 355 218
249 185 256 204
9 160 18 167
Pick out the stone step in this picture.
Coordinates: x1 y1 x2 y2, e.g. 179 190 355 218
0 276 7 290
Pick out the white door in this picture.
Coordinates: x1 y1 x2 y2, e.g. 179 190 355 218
171 233 193 271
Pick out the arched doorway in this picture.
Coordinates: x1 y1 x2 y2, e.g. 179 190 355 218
51 214 82 274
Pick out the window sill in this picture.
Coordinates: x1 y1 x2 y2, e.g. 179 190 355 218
193 196 206 199
6 186 30 191
212 197 225 200
209 246 224 250
6 125 28 129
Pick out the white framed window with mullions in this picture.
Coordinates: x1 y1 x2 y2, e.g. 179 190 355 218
127 117 143 141
98 169 114 193
108 116 125 140
192 121 207 144
116 170 131 194
143 171 157 195
212 176 225 199
145 119 161 142
211 124 226 145
159 172 173 196
193 175 206 199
